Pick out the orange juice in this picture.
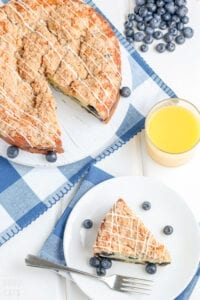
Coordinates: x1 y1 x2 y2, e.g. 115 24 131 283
145 99 200 167
147 106 200 154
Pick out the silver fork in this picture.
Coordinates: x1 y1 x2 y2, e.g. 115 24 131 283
25 255 153 295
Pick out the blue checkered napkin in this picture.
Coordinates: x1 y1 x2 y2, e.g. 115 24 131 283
0 0 176 246
39 165 199 300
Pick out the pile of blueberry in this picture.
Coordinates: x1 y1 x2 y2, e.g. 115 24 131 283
89 256 112 276
124 0 194 53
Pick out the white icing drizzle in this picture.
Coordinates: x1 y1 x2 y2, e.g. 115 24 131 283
10 1 110 115
95 203 167 262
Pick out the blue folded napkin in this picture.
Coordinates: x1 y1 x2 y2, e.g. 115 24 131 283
39 165 199 300
0 0 176 246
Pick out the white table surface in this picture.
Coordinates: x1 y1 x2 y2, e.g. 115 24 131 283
0 0 200 299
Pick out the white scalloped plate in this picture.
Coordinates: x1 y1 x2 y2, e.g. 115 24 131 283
0 42 131 167
63 176 200 300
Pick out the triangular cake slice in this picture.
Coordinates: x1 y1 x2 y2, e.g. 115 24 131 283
94 199 171 265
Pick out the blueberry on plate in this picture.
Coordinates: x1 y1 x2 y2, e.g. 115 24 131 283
182 27 194 38
100 258 112 269
146 263 157 275
82 219 93 229
142 201 151 211
155 43 166 53
120 86 131 97
175 34 185 44
96 266 106 276
46 151 57 162
163 225 174 235
140 44 149 52
7 145 19 159
89 256 101 268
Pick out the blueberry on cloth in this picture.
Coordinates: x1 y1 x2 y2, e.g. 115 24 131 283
163 225 174 235
82 219 93 229
100 258 112 269
146 263 157 274
46 151 57 162
7 145 19 159
89 257 101 268
120 86 131 97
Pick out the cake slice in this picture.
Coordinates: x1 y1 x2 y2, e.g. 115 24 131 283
94 199 171 265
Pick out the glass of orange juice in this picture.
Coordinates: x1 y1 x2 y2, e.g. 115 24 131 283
145 98 200 167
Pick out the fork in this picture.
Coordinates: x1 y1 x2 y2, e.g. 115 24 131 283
25 255 153 295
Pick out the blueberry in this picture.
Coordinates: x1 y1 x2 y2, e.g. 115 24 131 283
143 34 154 44
137 22 146 31
167 20 177 28
153 14 161 21
128 13 135 21
140 44 149 52
139 7 148 17
144 15 153 23
146 263 157 274
149 18 160 28
175 34 185 44
134 31 145 42
165 3 176 14
89 256 101 268
100 258 112 269
162 12 171 22
159 21 167 30
156 43 166 53
134 6 140 14
176 5 188 17
153 30 163 39
146 3 157 12
120 86 131 97
124 21 133 29
142 201 151 210
169 27 178 36
182 27 194 38
145 26 154 35
96 267 106 276
136 0 146 5
175 0 186 6
156 0 165 8
163 32 174 43
135 14 143 22
163 225 174 235
125 29 134 37
171 15 180 23
46 151 57 162
126 37 134 44
82 219 93 229
176 22 184 31
181 16 189 24
7 145 19 159
157 8 165 16
166 42 176 52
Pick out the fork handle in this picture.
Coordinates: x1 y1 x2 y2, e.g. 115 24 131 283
25 255 100 280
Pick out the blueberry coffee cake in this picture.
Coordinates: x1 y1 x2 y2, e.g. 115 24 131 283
94 199 171 265
0 0 121 154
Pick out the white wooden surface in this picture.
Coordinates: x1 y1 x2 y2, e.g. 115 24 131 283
0 0 200 299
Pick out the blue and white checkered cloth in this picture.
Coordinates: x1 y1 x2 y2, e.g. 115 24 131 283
39 165 199 300
0 0 176 246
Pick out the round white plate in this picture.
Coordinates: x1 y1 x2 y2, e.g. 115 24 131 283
0 44 131 167
63 176 200 300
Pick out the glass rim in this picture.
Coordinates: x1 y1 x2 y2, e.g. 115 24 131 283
145 98 200 155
